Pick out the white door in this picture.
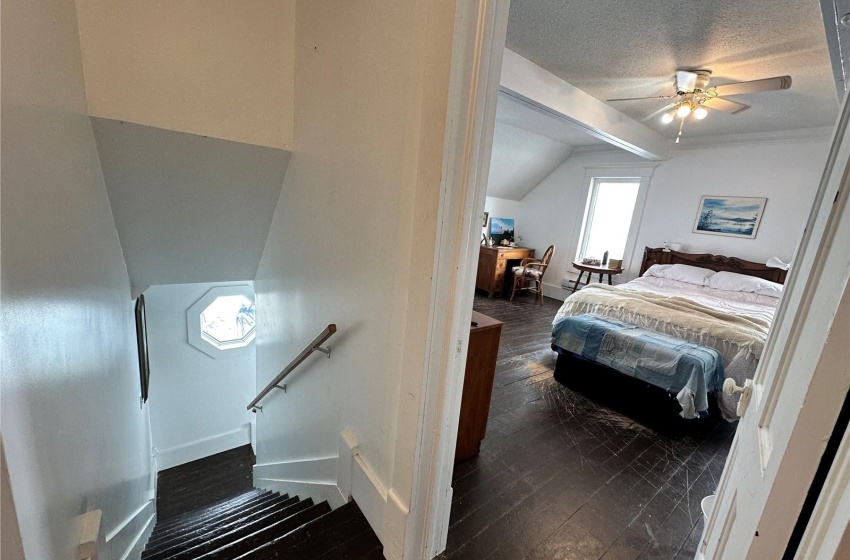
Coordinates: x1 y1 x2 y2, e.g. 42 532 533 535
698 97 850 557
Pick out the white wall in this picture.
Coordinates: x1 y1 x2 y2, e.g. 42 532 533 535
145 282 257 471
253 1 456 556
76 0 295 150
517 135 831 299
1 0 154 556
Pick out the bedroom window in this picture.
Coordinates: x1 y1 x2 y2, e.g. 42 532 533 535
578 178 641 260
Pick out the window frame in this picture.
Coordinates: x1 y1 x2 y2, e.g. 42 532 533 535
187 285 256 359
576 177 642 261
571 166 655 281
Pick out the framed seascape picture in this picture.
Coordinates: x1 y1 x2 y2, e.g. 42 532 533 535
135 294 151 403
693 196 767 239
489 217 515 246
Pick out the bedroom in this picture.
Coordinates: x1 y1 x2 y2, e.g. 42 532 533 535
441 0 845 559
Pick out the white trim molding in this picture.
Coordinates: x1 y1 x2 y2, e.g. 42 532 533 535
794 422 850 560
253 455 346 510
101 499 155 560
338 429 409 560
155 423 252 471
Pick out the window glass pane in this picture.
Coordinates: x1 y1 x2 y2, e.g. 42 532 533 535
582 180 640 260
200 295 256 347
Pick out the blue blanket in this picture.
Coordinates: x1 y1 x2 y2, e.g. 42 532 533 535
552 314 725 418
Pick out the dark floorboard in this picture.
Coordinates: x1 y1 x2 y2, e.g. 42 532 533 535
156 444 255 521
439 293 735 560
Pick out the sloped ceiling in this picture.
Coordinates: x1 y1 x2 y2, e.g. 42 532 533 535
486 94 605 201
92 118 290 291
506 0 839 138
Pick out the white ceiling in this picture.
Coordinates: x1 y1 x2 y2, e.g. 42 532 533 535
487 94 605 200
91 118 290 291
506 0 840 138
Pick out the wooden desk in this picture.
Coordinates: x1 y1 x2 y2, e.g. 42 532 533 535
569 261 624 293
455 311 503 462
476 246 536 297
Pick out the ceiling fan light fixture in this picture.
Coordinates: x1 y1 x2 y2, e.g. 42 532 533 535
661 111 675 124
694 106 708 120
676 104 692 118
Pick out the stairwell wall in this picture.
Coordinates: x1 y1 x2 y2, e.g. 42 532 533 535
144 282 257 471
253 1 457 558
0 0 155 557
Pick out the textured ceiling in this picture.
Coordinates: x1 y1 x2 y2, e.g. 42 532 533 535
92 118 290 291
506 0 840 138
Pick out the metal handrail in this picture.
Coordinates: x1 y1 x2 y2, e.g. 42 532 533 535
248 324 337 412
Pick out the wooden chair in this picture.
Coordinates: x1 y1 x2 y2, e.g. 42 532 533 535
510 245 555 304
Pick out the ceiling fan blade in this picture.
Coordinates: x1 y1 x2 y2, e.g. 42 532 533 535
712 76 792 96
703 97 751 114
642 102 677 122
607 94 677 102
676 71 699 93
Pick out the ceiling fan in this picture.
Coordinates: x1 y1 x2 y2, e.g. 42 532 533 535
607 70 792 142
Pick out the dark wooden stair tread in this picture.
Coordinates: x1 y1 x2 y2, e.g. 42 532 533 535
144 495 299 558
155 499 316 560
148 494 284 548
144 488 381 560
195 502 332 559
152 490 272 537
236 501 370 559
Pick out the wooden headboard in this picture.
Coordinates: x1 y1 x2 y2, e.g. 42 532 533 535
639 246 788 284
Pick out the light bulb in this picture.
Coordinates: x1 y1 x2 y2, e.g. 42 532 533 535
677 104 692 118
694 106 708 120
661 112 675 124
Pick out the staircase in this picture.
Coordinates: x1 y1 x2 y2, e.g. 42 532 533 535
142 489 384 559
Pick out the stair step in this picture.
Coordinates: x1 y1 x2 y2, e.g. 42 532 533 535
238 501 372 560
154 489 263 530
152 489 268 535
143 495 298 557
314 527 383 559
150 492 278 542
197 502 333 560
153 498 318 560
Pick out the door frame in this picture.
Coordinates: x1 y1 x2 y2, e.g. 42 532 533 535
403 0 511 558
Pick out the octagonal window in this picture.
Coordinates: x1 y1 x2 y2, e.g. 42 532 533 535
187 285 256 359
200 295 256 349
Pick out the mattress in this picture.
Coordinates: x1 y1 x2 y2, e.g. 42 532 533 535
552 276 779 421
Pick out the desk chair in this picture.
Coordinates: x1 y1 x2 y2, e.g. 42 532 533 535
509 245 554 304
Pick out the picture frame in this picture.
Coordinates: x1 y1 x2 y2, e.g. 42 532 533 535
693 196 767 239
482 211 489 228
134 294 151 403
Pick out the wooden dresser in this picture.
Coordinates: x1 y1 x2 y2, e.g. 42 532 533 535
475 246 536 297
455 310 503 463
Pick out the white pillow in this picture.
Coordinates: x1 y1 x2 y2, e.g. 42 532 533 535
643 264 716 285
706 271 784 298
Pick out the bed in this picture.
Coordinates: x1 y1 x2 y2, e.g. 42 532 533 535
551 247 787 421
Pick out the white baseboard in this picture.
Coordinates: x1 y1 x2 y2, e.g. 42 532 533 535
253 456 346 509
101 499 155 560
339 429 408 560
155 424 252 471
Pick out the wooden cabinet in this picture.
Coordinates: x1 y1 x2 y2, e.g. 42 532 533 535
455 310 503 463
475 246 536 297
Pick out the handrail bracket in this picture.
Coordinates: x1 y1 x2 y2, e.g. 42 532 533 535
315 346 331 358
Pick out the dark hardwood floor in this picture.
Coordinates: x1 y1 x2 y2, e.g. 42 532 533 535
439 293 735 560
156 444 255 521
